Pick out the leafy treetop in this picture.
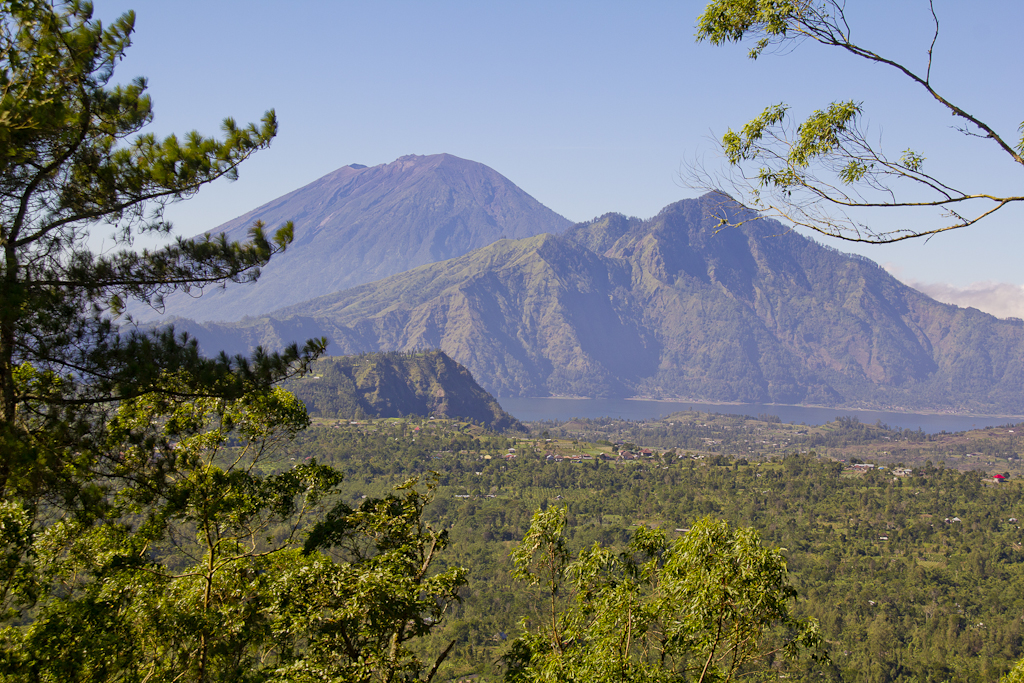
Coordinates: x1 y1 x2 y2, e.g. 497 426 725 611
690 0 1024 243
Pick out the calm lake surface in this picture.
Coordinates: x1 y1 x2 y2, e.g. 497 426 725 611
497 397 1023 435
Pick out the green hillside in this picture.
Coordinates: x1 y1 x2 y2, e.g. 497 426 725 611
284 350 521 431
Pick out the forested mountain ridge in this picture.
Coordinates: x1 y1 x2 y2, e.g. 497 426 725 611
283 350 521 431
135 154 571 322
170 193 1024 414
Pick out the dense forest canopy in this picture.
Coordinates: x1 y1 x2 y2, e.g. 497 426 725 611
289 414 1024 682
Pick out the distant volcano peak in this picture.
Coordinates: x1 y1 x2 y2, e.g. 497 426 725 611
136 154 572 323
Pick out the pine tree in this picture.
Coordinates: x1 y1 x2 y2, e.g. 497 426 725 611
0 0 324 510
0 6 465 680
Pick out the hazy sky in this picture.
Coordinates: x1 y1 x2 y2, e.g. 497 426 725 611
95 1 1024 311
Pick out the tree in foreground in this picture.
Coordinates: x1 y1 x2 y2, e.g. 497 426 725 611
0 0 330 589
0 4 473 680
0 0 325 518
0 384 466 682
689 0 1023 243
504 508 825 682
1004 658 1024 683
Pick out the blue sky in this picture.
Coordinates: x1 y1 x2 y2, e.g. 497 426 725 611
96 1 1024 313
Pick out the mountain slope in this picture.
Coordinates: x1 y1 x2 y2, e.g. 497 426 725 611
581 197 1024 411
284 350 521 431
170 193 1024 414
140 154 571 322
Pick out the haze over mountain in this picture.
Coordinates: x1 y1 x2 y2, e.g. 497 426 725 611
138 154 571 322
899 277 1024 321
170 191 1024 416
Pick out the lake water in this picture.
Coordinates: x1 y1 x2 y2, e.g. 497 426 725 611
497 397 1023 435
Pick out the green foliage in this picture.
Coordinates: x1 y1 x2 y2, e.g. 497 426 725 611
0 3 329 657
695 0 801 59
1004 657 1024 683
899 149 925 174
722 102 788 163
0 0 326 515
298 416 1024 680
790 101 861 168
0 385 465 682
693 0 1024 241
0 4 481 680
0 384 325 679
506 511 823 682
296 478 469 682
509 507 569 593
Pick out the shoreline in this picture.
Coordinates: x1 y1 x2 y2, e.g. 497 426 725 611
499 395 1024 422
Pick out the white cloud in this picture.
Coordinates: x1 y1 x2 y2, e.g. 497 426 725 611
883 264 1024 319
